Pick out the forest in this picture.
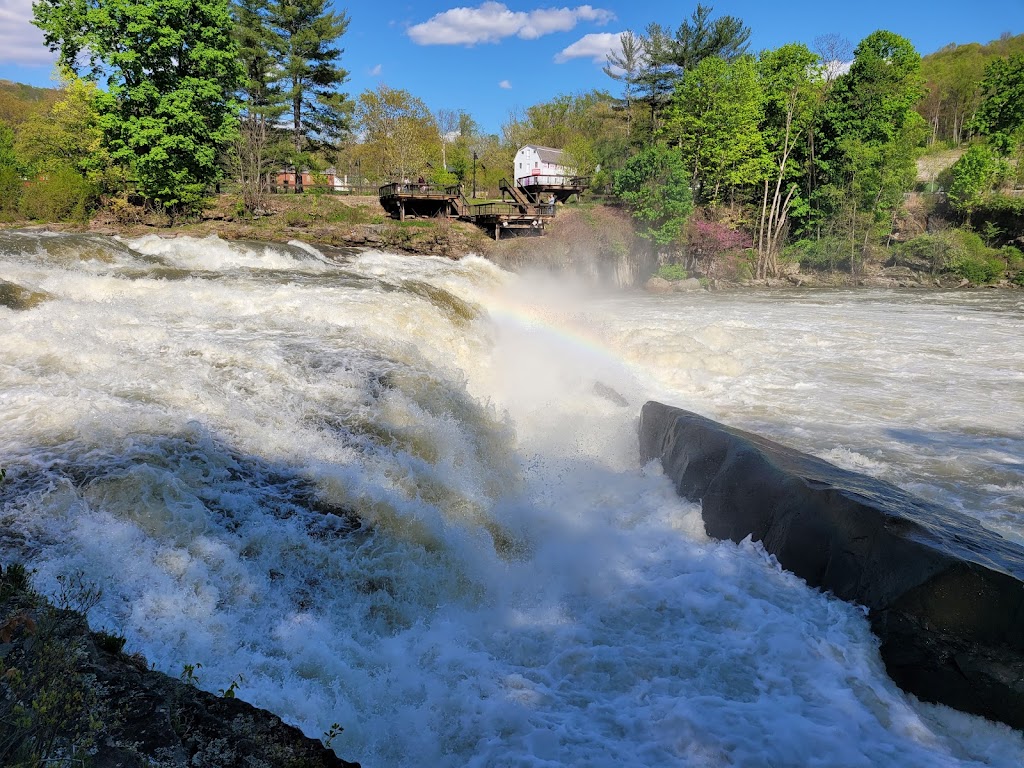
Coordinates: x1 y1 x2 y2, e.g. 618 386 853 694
0 1 1022 285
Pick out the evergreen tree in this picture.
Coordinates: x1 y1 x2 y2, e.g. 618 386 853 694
267 0 351 190
33 0 241 216
603 30 644 138
232 0 289 212
634 5 751 125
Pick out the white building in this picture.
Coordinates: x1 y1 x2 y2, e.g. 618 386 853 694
514 145 576 188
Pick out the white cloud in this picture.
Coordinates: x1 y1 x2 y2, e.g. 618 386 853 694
369 63 382 76
498 79 512 89
408 2 613 46
554 31 623 63
0 0 57 66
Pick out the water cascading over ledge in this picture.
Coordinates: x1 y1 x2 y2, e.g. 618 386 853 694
638 401 1024 730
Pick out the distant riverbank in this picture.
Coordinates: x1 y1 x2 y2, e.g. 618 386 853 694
3 193 1018 291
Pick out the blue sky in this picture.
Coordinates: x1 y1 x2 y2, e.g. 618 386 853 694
1 0 1021 134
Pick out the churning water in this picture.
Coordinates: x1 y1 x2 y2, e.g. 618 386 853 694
1 231 1022 767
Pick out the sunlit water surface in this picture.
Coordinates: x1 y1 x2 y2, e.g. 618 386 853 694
1 231 1022 767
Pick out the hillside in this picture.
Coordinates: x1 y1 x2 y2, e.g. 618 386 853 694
918 33 1024 145
0 78 58 126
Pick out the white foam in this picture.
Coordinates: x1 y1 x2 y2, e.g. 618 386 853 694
1 233 1022 767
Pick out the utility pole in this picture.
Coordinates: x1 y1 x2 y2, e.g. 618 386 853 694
472 151 478 199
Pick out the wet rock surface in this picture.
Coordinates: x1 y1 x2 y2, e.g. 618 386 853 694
0 571 360 767
639 401 1024 730
0 279 50 310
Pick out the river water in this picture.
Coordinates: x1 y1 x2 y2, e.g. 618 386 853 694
1 231 1022 767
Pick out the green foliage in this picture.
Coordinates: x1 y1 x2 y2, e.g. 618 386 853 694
896 229 1008 282
0 563 30 601
218 673 244 698
285 209 310 227
663 54 765 202
268 0 351 156
0 565 105 764
0 120 18 169
784 237 849 272
14 75 112 188
971 53 1024 155
916 35 1024 145
322 721 344 749
1002 244 1024 269
0 166 22 221
33 0 243 215
656 263 689 281
636 4 752 122
947 143 1008 211
613 144 693 246
355 85 438 182
18 166 96 222
180 662 203 686
95 630 127 655
813 31 926 246
0 80 58 127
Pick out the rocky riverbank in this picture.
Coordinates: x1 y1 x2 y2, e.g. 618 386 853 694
4 194 1018 290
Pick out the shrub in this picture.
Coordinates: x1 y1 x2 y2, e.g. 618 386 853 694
896 229 1009 283
656 263 688 281
785 237 848 272
0 167 22 221
95 630 127 655
284 209 309 227
18 166 96 222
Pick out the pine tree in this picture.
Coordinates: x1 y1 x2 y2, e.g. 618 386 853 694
267 0 351 191
232 0 289 212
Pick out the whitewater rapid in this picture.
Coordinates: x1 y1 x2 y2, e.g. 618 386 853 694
1 232 1022 767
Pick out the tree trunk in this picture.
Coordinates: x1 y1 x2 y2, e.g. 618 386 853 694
293 90 303 194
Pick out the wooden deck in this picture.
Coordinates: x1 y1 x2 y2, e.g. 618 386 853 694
514 175 589 204
378 181 562 240
378 182 465 220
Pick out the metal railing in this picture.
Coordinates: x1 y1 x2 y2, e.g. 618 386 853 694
379 182 462 197
468 202 522 217
516 175 590 188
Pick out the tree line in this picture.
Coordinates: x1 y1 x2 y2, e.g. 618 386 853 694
0 2 1021 284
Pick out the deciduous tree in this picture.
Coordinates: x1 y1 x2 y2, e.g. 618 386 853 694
755 43 821 278
662 55 765 204
971 53 1024 155
32 0 242 215
354 85 438 183
613 144 693 247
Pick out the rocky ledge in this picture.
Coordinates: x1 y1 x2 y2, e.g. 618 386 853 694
0 563 360 767
639 401 1024 730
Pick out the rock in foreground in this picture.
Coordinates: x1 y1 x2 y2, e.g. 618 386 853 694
0 563 360 767
639 401 1024 730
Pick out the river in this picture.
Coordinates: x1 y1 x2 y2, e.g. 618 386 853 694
1 231 1022 767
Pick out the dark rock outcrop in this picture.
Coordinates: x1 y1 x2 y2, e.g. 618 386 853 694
0 565 360 767
639 401 1024 730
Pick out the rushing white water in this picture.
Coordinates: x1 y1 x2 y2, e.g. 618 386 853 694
1 231 1023 767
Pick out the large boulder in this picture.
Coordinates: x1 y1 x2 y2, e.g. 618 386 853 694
639 401 1024 730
